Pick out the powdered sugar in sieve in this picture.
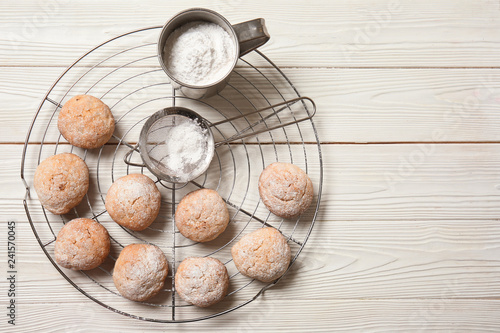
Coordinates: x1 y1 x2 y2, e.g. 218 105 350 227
136 107 214 183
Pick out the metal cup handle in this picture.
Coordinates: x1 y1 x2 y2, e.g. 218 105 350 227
233 18 270 57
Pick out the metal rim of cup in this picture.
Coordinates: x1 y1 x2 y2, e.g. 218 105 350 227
138 106 215 183
157 8 240 89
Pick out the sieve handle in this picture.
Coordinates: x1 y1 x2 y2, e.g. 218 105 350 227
212 96 316 148
123 145 146 168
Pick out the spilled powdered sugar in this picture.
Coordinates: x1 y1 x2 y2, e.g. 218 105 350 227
164 21 235 86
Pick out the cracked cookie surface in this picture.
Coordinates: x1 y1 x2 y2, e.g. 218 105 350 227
54 218 110 270
57 94 115 149
258 162 313 218
113 243 168 302
231 227 291 283
175 189 229 242
34 153 89 215
105 173 161 231
175 257 229 307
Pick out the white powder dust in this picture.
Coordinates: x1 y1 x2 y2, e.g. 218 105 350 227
164 21 236 86
162 118 210 181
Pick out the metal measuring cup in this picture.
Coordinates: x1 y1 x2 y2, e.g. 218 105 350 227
158 8 270 99
123 97 316 184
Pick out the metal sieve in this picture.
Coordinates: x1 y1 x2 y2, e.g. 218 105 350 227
123 107 214 183
124 97 316 183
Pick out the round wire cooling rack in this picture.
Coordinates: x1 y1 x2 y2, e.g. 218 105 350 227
20 26 323 323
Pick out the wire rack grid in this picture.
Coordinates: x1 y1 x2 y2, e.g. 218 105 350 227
20 26 323 323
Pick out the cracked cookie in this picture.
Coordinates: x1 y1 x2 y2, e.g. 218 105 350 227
175 257 229 307
113 243 168 302
34 152 89 215
231 227 291 283
58 94 115 149
54 218 110 270
258 162 313 219
175 189 229 242
105 173 161 231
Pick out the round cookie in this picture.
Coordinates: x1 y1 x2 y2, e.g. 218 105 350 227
54 218 110 270
258 162 313 218
113 243 169 302
175 257 229 307
34 153 89 215
105 174 161 231
231 227 291 283
58 94 115 149
175 189 229 242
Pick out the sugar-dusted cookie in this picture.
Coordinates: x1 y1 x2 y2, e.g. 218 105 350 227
54 218 110 270
231 227 291 283
175 189 229 242
105 174 161 231
34 153 89 215
175 257 229 307
113 244 169 302
58 94 115 149
258 162 313 218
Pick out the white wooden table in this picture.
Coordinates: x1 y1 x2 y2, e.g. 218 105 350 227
2 0 500 331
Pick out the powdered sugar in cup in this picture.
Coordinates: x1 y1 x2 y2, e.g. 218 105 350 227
158 8 270 99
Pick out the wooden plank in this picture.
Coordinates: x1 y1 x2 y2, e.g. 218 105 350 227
3 211 500 328
2 67 500 144
8 299 500 331
10 143 500 220
4 211 500 301
1 0 500 67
